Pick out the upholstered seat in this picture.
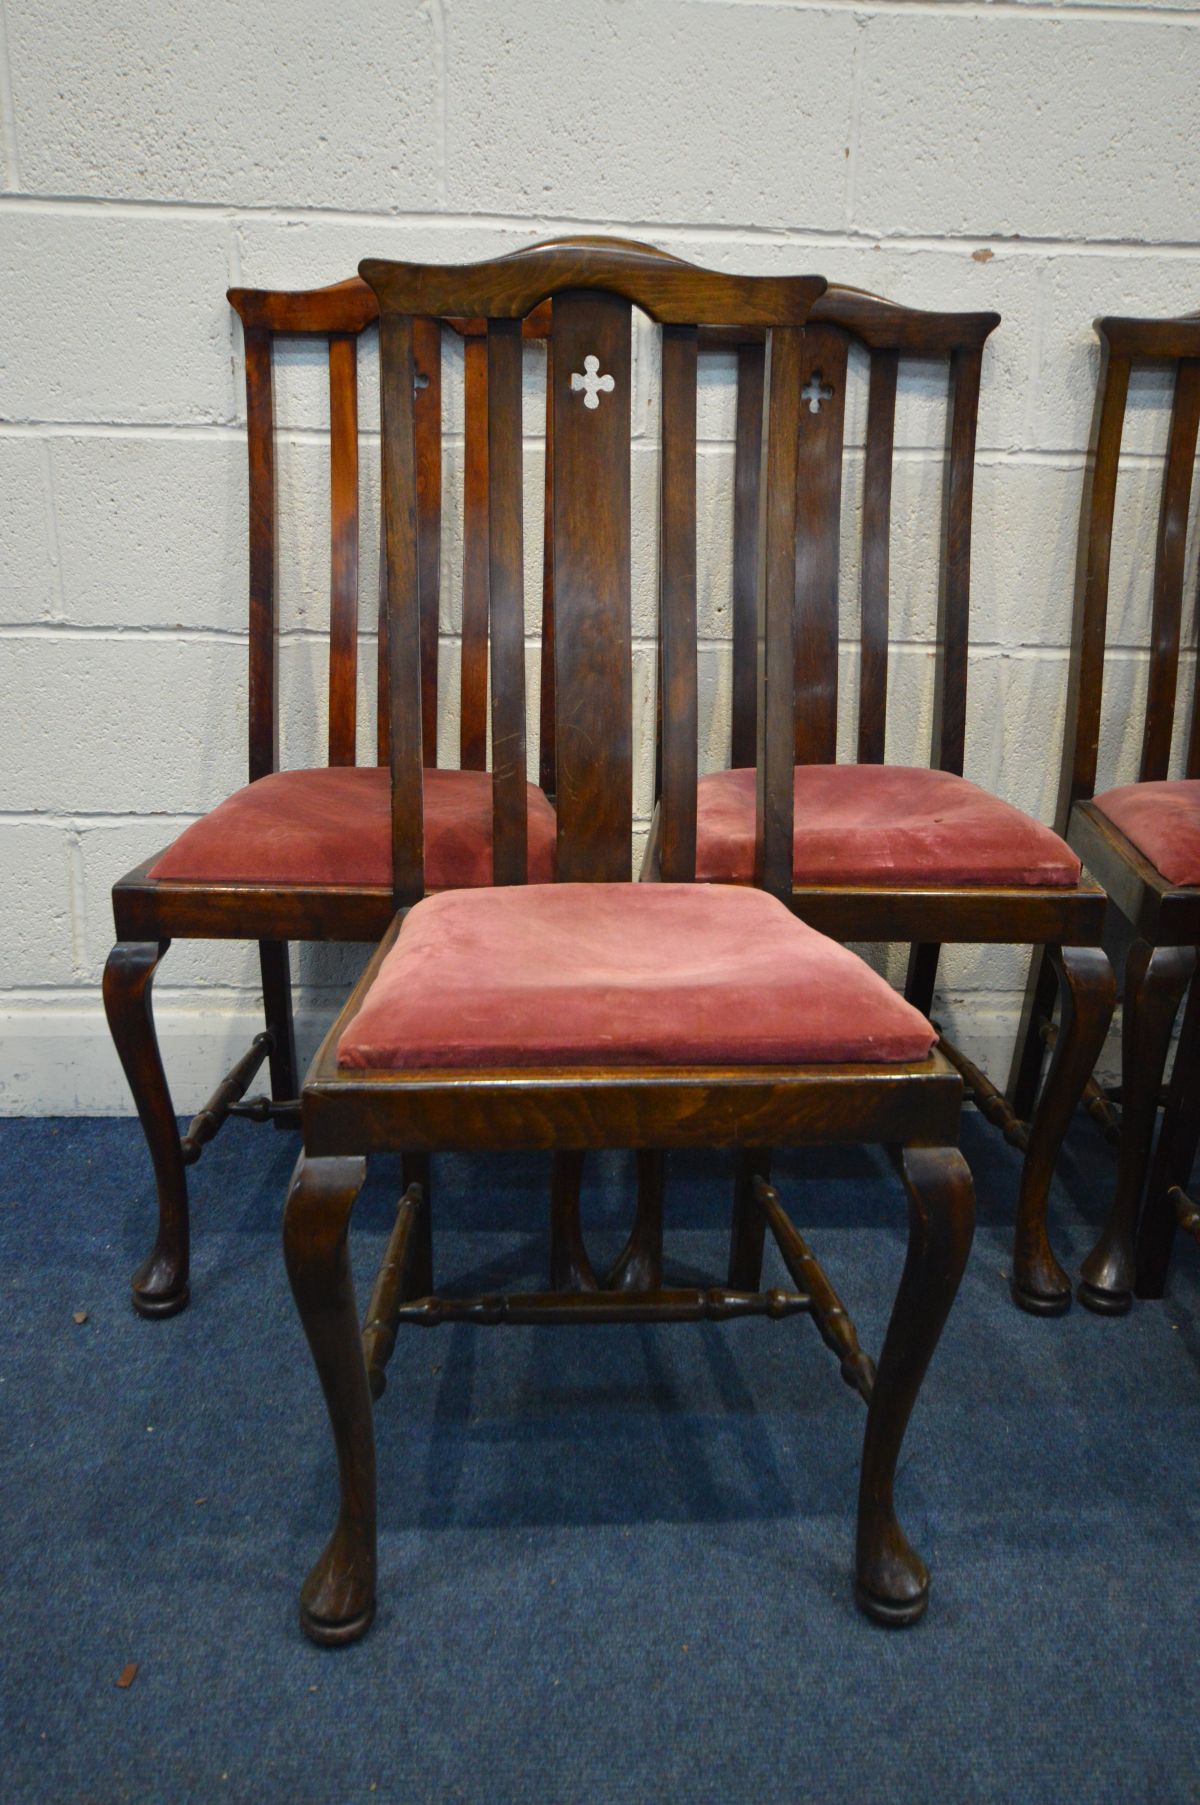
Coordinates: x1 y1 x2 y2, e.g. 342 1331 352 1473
1091 779 1200 888
148 766 557 891
694 764 1081 888
336 882 935 1070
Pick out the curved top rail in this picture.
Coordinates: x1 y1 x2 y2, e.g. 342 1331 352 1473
697 282 999 356
1096 313 1200 360
227 276 379 335
360 237 826 327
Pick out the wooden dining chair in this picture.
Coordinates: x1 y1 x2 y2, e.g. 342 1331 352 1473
281 237 976 1646
1011 311 1200 1313
640 291 1116 1318
104 278 556 1319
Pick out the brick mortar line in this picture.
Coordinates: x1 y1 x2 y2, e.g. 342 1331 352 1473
0 421 1179 470
4 193 1200 257
0 0 19 189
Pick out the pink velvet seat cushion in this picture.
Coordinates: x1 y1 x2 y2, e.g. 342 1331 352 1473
694 764 1081 888
1092 779 1200 887
148 766 557 890
337 883 936 1070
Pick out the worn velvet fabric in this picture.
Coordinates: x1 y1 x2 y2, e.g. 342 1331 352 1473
148 766 557 890
337 882 936 1070
1092 779 1200 887
693 764 1081 888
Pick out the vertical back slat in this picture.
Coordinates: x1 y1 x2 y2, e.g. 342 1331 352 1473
858 348 899 765
793 326 849 765
552 291 633 882
730 341 765 769
412 318 443 769
539 341 558 794
658 326 699 883
460 334 490 770
244 326 277 783
930 346 983 776
486 321 529 886
1142 359 1200 782
376 510 390 766
756 327 805 901
327 332 360 766
379 312 425 906
1059 345 1131 819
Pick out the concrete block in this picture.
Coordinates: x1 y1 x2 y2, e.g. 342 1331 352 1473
0 439 57 622
8 0 440 212
0 823 76 988
444 0 856 229
51 435 246 631
856 13 1200 245
0 212 235 425
1032 255 1200 452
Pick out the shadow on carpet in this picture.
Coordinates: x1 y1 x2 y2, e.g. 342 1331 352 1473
0 1113 1197 1804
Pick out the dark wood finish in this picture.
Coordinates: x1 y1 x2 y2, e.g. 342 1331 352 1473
180 1031 273 1166
102 941 189 1317
282 240 974 1646
552 289 635 880
855 1145 975 1627
758 1177 876 1402
459 334 490 771
1135 978 1200 1295
106 277 552 1313
653 283 1112 1310
1078 941 1194 1312
412 317 444 769
756 326 805 901
361 1182 424 1400
1008 312 1200 1308
486 320 529 886
283 1153 375 1646
658 326 699 882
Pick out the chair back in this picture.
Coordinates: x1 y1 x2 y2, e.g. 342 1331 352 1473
707 290 999 778
227 277 552 780
362 236 826 905
1055 312 1200 828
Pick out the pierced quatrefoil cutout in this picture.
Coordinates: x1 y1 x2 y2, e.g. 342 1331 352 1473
802 371 834 414
570 354 615 409
413 368 430 393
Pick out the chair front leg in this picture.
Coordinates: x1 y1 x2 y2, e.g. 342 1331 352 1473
727 1148 771 1289
1079 940 1195 1314
258 939 298 1110
103 940 190 1318
1012 944 1116 1315
283 1151 375 1647
855 1144 974 1627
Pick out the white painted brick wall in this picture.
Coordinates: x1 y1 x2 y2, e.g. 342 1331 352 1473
2 0 1199 1112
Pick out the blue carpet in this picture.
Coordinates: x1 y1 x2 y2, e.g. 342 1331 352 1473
1 1113 1198 1804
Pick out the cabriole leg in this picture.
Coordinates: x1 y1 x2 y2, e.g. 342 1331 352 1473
855 1145 974 1627
283 1152 374 1647
1079 941 1194 1314
103 939 190 1319
259 940 298 1110
1012 944 1116 1315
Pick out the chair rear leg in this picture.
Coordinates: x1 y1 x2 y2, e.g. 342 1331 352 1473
1080 941 1194 1314
258 940 298 1109
728 1148 770 1288
1007 945 1059 1123
904 942 940 1017
283 1152 374 1647
1135 970 1200 1298
1012 944 1115 1315
855 1144 974 1627
103 940 190 1318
